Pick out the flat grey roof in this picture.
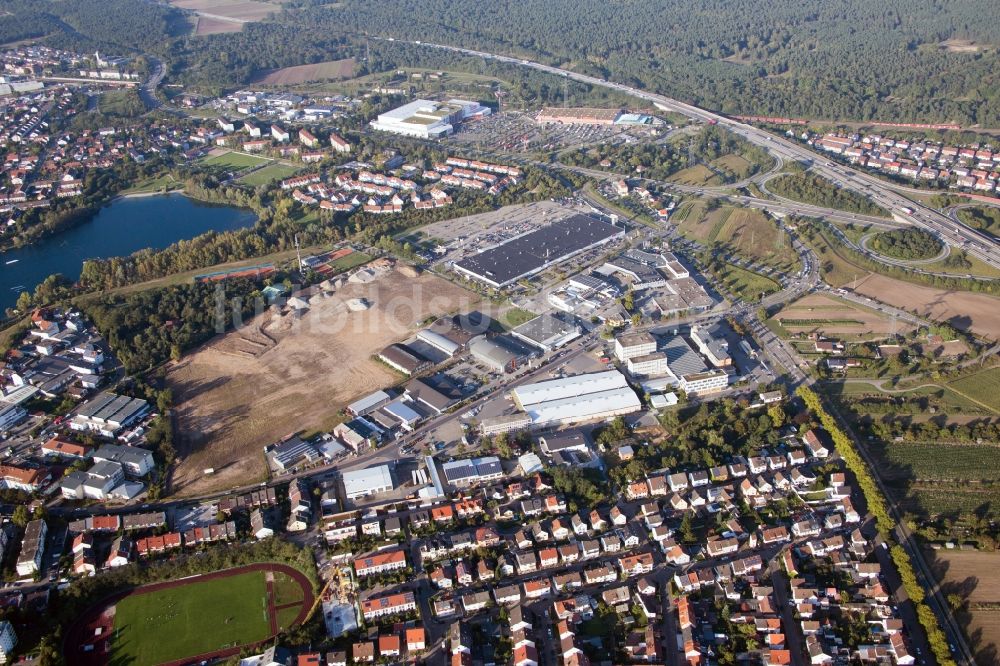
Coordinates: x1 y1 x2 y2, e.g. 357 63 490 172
454 214 621 287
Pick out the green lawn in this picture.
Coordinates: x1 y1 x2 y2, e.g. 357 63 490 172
272 572 305 606
948 367 1000 414
120 173 183 195
239 163 301 187
710 261 780 302
112 571 274 664
201 151 270 169
500 307 537 329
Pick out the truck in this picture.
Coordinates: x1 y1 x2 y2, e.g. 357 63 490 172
899 206 914 215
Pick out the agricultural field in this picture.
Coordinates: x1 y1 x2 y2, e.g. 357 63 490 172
201 150 269 170
170 0 280 29
714 208 801 272
194 16 242 35
108 566 309 664
168 268 476 495
948 367 1000 413
238 163 300 187
253 58 356 85
852 273 1000 341
928 549 1000 664
770 292 915 341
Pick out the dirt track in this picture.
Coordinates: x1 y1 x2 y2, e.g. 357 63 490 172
65 562 315 666
167 268 476 496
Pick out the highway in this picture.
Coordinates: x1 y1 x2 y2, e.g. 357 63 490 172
378 36 1000 271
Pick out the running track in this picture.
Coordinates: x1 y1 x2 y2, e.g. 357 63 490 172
64 562 316 666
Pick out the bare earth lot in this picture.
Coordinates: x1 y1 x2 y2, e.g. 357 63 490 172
168 268 476 496
195 16 242 35
171 0 280 33
772 292 915 340
929 549 1000 662
253 59 356 85
852 274 1000 341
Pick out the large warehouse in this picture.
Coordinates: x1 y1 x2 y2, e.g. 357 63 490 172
342 464 395 500
512 370 642 428
453 214 624 288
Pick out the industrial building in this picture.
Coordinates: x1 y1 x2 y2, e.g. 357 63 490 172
370 99 490 138
69 392 149 438
599 253 667 291
453 214 623 288
347 390 392 417
378 344 430 376
342 465 395 500
510 312 582 352
480 413 532 436
652 277 715 316
469 335 529 373
416 329 461 357
539 430 590 455
441 456 504 487
626 351 670 378
512 370 642 428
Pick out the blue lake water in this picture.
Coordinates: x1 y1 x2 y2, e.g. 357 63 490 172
0 193 257 310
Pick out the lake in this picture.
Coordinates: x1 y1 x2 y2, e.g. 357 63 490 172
0 193 257 310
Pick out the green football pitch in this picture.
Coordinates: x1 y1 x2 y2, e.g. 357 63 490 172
112 570 275 664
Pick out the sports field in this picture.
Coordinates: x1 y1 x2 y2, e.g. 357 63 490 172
201 151 269 169
112 570 272 664
239 163 300 187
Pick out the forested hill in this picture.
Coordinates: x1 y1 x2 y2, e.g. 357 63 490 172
317 0 1000 126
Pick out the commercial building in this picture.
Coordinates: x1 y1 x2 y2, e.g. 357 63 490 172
93 444 154 477
342 465 395 500
453 214 623 288
512 370 642 428
0 404 26 431
691 323 732 367
70 392 149 438
614 332 657 363
652 277 715 316
539 431 590 455
480 413 532 436
537 107 622 125
370 99 490 139
661 252 690 279
626 352 670 378
511 312 582 352
599 253 667 291
679 369 730 395
441 456 504 487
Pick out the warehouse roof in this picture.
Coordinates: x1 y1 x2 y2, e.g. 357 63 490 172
454 214 622 287
514 370 631 408
342 465 394 497
662 336 708 376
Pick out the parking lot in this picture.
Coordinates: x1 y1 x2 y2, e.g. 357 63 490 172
446 111 629 152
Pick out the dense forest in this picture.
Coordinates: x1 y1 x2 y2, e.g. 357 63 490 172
869 228 943 261
767 173 890 217
315 0 1000 126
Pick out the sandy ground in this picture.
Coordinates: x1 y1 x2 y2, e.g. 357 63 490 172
929 549 1000 662
253 59 356 85
773 292 916 339
852 274 1000 341
167 268 476 496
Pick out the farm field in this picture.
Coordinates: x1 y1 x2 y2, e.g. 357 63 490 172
770 292 915 340
714 208 801 272
948 367 1000 413
170 0 280 23
851 273 1000 341
254 58 356 85
928 549 1000 664
168 268 476 495
239 163 300 187
201 150 269 170
194 16 243 35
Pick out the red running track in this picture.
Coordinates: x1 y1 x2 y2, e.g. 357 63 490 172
64 562 316 666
